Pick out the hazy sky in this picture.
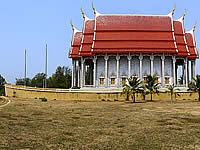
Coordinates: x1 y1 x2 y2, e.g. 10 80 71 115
0 0 199 83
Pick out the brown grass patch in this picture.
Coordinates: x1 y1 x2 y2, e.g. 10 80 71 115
1 98 200 149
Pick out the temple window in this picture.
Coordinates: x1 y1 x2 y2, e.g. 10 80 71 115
99 77 104 86
121 77 127 86
110 77 115 85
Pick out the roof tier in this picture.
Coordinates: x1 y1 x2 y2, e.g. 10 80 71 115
185 32 198 60
69 32 82 59
79 20 95 57
173 20 189 57
92 15 177 54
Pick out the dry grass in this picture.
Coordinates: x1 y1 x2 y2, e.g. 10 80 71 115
1 98 200 149
0 97 7 106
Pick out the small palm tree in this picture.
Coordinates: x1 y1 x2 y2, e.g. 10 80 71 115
145 74 160 101
140 82 147 101
189 75 200 101
122 84 132 101
123 76 143 103
166 84 180 103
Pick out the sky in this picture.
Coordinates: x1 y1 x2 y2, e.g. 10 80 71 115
0 0 199 83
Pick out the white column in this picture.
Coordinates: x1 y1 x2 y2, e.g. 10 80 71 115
127 55 131 78
185 58 188 87
81 58 84 88
139 54 143 80
193 60 196 77
77 60 80 87
182 64 185 86
116 55 120 87
71 60 74 88
191 61 194 79
74 60 77 87
104 55 109 87
150 55 154 76
161 55 165 87
172 56 176 85
93 56 97 88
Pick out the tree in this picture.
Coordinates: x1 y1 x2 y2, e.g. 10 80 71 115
122 84 132 101
145 74 160 101
64 67 72 89
127 76 143 103
166 84 180 103
0 74 6 96
48 66 72 89
16 78 31 86
189 75 200 101
31 73 46 88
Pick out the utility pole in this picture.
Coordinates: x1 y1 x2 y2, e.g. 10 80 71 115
45 44 48 88
24 49 27 87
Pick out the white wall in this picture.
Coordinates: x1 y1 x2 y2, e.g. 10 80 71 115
131 56 139 76
154 56 161 76
143 56 150 76
96 56 105 86
120 56 128 77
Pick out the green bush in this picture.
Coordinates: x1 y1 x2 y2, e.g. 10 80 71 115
0 87 5 96
0 74 6 96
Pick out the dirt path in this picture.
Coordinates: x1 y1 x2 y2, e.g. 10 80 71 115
0 96 11 108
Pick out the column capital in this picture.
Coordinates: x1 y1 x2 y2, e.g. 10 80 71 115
150 55 154 61
93 56 97 63
172 56 176 63
81 57 85 63
139 54 143 60
104 55 109 61
116 55 120 61
161 55 165 61
184 58 188 64
127 55 132 61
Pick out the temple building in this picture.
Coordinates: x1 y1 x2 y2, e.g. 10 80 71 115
69 8 199 88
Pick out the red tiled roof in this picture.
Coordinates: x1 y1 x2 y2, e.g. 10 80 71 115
69 32 82 59
93 41 176 49
68 14 198 60
92 15 177 54
95 31 174 41
79 20 95 57
93 48 176 54
185 32 198 60
173 20 189 57
95 15 173 31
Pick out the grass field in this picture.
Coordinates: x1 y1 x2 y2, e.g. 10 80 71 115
1 98 200 149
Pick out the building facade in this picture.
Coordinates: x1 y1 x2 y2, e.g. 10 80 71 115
69 9 198 88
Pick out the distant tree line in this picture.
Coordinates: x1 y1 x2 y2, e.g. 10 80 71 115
16 66 72 89
0 74 6 96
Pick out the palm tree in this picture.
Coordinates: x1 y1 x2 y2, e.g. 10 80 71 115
128 76 143 103
189 75 200 101
167 84 180 103
145 74 160 101
122 84 132 101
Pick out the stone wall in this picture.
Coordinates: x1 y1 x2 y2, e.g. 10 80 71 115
5 85 199 102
